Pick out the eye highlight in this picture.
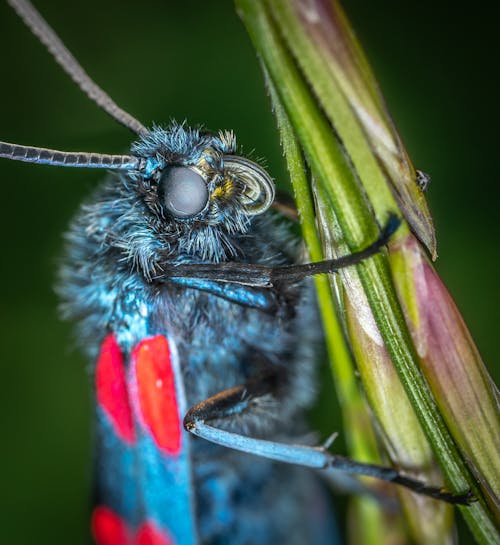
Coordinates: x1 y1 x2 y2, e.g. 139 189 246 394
158 166 209 219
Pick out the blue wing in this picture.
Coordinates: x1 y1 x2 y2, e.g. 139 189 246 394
92 333 198 545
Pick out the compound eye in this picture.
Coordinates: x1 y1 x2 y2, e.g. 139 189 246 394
159 166 209 219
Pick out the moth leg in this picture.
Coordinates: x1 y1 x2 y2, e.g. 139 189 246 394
184 380 474 506
320 469 399 509
158 214 401 288
169 277 280 313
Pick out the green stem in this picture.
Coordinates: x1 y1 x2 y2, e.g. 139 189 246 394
235 1 499 542
266 68 387 545
266 71 373 456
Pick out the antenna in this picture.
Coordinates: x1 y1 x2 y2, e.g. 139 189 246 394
0 142 142 171
7 0 147 136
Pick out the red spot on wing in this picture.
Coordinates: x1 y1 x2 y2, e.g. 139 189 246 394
136 521 175 545
91 508 175 545
132 336 181 455
96 334 136 444
91 506 132 545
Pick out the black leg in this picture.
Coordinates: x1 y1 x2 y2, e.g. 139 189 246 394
156 215 401 288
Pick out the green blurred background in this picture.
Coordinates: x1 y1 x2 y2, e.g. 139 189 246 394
0 1 497 543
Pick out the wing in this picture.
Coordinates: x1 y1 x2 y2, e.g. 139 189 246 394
91 333 198 545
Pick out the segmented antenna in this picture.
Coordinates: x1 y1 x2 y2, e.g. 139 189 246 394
0 142 141 170
8 0 147 136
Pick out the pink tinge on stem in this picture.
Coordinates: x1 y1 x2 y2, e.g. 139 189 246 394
344 287 455 545
391 234 500 514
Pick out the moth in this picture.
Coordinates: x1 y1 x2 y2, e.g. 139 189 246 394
1 1 471 544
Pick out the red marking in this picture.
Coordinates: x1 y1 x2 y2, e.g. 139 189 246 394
96 334 136 444
91 507 175 545
91 506 132 545
132 336 181 455
136 521 175 545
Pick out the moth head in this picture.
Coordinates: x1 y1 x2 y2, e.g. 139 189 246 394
130 125 277 261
